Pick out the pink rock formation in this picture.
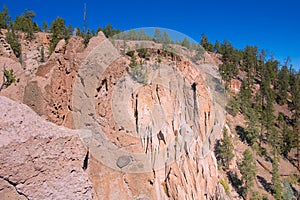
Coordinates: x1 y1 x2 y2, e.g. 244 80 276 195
0 96 92 199
0 31 227 199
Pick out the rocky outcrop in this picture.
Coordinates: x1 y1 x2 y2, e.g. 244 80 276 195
0 96 93 199
0 31 227 199
72 38 226 199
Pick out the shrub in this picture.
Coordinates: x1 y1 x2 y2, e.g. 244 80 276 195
6 30 21 57
220 178 230 195
0 68 19 91
126 50 134 57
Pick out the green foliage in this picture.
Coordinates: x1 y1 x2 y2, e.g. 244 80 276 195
216 128 234 170
271 155 282 200
282 179 293 200
243 46 258 83
6 29 21 57
0 68 19 91
250 191 269 200
244 108 260 146
276 66 289 105
40 46 45 62
13 9 37 40
137 48 149 59
102 23 120 38
181 37 191 49
239 149 257 198
191 46 205 63
163 31 171 44
0 5 11 29
220 178 230 195
200 34 214 52
239 80 252 113
42 21 48 32
49 17 69 52
128 55 148 84
83 29 92 47
214 40 220 53
227 95 240 116
280 121 296 157
126 50 134 57
154 28 162 43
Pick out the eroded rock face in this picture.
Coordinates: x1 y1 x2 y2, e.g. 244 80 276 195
73 38 226 199
0 31 226 199
0 96 92 199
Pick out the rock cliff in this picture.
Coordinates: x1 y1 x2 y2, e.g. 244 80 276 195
0 31 227 199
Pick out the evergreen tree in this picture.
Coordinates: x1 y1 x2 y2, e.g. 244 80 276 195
243 46 258 79
33 22 40 32
200 34 214 52
281 120 295 157
49 17 68 52
214 40 220 53
6 28 21 57
0 5 11 29
239 149 257 199
137 29 147 40
96 26 102 33
244 108 260 146
14 9 36 40
103 23 113 37
181 37 191 49
282 179 293 200
154 28 162 43
83 29 92 47
277 65 289 105
102 23 119 37
163 31 171 44
271 155 282 200
217 128 234 170
127 29 137 40
67 25 73 36
42 21 48 32
290 74 300 169
239 79 252 113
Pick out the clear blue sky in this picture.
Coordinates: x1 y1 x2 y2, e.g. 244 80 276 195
2 0 300 69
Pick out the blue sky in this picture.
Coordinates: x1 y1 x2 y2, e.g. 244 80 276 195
2 0 300 69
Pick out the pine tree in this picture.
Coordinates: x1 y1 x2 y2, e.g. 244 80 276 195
127 29 137 40
271 154 282 200
290 74 300 169
6 28 21 57
163 31 171 44
244 108 260 146
239 79 252 113
281 120 295 157
42 21 48 32
200 34 214 52
49 17 68 52
154 28 162 43
14 9 36 40
243 46 258 84
103 23 113 37
282 179 293 200
218 128 234 170
181 37 191 49
214 40 220 53
277 65 289 105
83 29 92 47
239 149 257 199
0 5 11 29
